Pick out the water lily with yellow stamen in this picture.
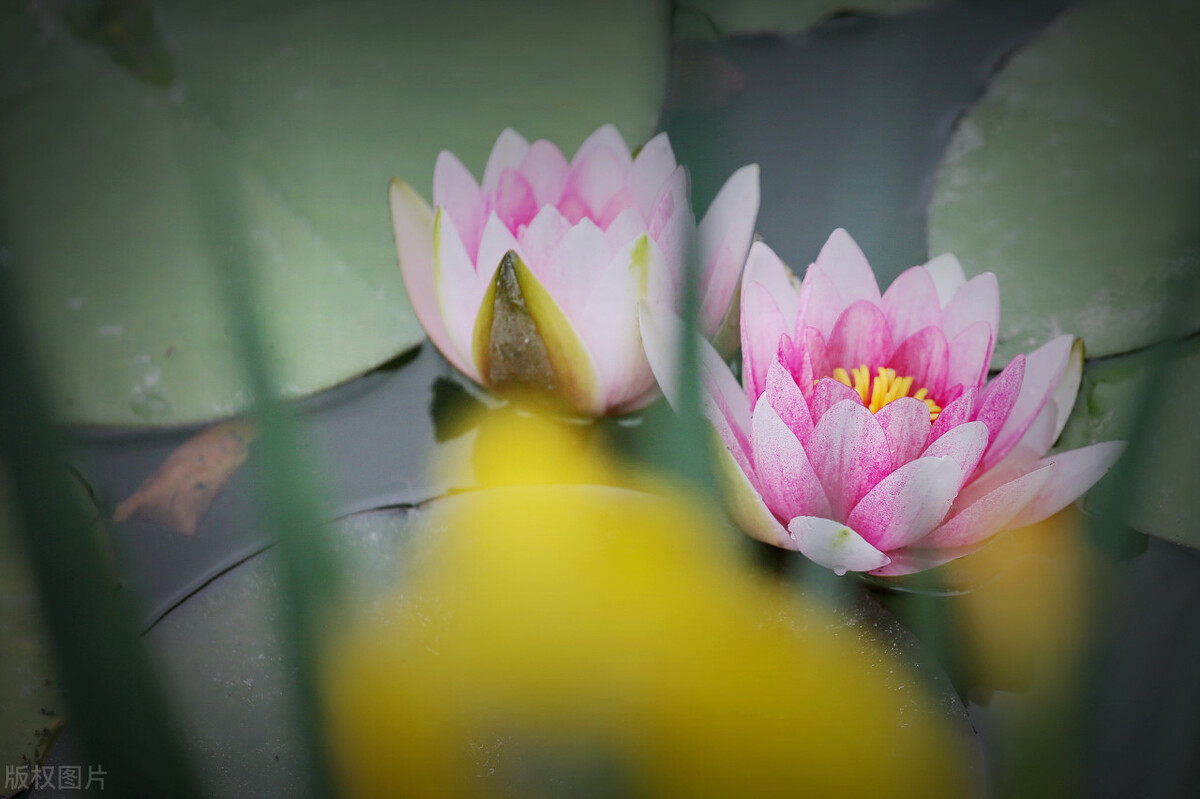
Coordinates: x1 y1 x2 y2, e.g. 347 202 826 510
642 229 1124 576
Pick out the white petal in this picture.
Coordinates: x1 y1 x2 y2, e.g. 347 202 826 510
629 131 678 218
1006 441 1125 528
433 208 490 374
390 180 474 378
788 517 891 575
698 164 760 335
923 252 967 307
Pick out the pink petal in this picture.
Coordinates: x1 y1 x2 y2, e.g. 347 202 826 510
433 150 484 260
762 356 814 445
927 387 976 446
807 400 892 519
558 194 591 226
847 456 962 551
752 401 832 521
743 241 801 331
1049 338 1085 442
629 131 678 218
801 328 830 391
490 168 539 233
639 303 752 447
1005 441 1124 529
814 229 882 306
542 218 608 318
875 397 932 469
922 420 989 488
432 208 489 372
516 205 572 274
826 300 895 371
881 266 942 344
942 272 999 342
945 320 994 394
974 354 1025 449
481 128 531 196
595 186 638 230
740 281 789 405
981 335 1076 474
658 206 694 289
705 392 755 480
779 334 816 400
639 301 683 406
390 179 474 378
788 517 890 575
571 123 632 169
889 325 949 398
576 236 665 409
563 146 630 223
699 318 754 445
713 443 793 549
698 164 761 336
646 166 689 245
920 465 1055 548
602 206 648 249
868 544 976 577
518 139 570 206
809 377 863 426
475 212 523 278
794 262 845 341
923 252 966 306
979 400 1059 487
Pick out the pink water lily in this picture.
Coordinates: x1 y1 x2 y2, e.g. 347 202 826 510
390 125 759 416
642 229 1123 576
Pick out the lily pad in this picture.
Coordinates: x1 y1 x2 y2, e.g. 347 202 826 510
927 0 1200 364
1058 333 1200 549
674 0 938 39
100 508 418 798
0 0 669 426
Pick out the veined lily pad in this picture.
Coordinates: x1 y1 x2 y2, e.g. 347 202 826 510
927 0 1200 365
674 0 937 39
0 0 668 426
1058 333 1200 549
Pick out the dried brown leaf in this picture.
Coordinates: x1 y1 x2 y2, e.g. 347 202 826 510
114 419 259 535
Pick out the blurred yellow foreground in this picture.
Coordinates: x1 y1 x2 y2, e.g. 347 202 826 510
321 410 975 798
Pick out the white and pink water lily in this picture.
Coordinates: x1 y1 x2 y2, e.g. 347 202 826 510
642 229 1123 576
390 125 759 416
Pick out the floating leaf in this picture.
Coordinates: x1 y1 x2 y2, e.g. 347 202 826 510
674 0 938 39
61 0 175 85
1058 334 1200 549
928 0 1200 364
0 0 669 425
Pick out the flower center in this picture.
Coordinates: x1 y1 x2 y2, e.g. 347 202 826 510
830 365 941 420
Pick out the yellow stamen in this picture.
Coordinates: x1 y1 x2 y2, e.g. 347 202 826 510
816 364 941 420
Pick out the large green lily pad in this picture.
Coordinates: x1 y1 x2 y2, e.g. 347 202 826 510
0 0 668 426
927 0 1200 365
1058 333 1200 549
674 0 937 38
